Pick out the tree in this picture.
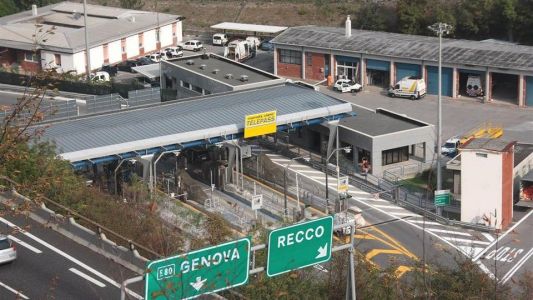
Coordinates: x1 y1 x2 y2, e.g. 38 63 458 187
119 0 144 10
0 0 18 17
396 0 429 35
454 0 494 40
354 0 388 31
492 0 518 41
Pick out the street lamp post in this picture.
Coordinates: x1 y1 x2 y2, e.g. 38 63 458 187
324 146 351 214
283 156 308 221
428 22 452 216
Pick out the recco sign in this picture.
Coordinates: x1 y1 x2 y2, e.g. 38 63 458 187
266 216 333 277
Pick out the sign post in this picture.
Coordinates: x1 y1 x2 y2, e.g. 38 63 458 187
266 216 333 277
244 111 277 139
145 238 251 300
435 189 451 206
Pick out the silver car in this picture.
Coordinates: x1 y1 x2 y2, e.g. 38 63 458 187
0 235 17 264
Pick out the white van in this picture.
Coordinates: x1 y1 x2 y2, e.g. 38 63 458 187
212 33 228 46
388 76 427 100
466 75 484 97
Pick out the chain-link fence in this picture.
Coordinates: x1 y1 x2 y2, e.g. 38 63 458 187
86 93 125 114
127 88 161 107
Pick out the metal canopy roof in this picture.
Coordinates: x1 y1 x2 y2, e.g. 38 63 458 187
272 26 533 72
38 84 351 164
211 22 287 34
132 64 160 80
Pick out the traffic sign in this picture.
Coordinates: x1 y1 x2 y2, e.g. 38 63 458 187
435 189 451 206
338 176 349 193
145 238 251 300
244 110 277 138
251 194 263 210
266 216 333 277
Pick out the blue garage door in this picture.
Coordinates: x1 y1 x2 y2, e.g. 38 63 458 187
366 59 390 71
427 66 453 96
527 76 533 107
396 63 421 80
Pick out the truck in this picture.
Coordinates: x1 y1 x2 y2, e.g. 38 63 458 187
333 206 366 236
388 76 426 100
466 75 484 97
441 124 504 157
224 39 256 62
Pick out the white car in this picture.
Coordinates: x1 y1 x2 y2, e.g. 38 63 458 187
182 40 203 52
333 79 362 93
0 235 16 264
212 33 228 46
245 36 261 48
442 137 461 157
89 71 110 82
164 47 184 58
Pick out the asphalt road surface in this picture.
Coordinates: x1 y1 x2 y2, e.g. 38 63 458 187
0 213 143 300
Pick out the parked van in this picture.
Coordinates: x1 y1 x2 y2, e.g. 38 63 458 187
224 39 256 62
466 75 484 97
388 76 427 100
212 33 228 46
90 71 110 82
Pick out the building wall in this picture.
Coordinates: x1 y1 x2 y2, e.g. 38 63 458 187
126 34 140 58
160 24 173 48
108 40 122 64
16 51 40 73
0 48 17 67
161 61 233 96
461 151 503 228
90 45 104 70
73 51 86 74
176 21 183 44
501 149 514 228
143 29 157 53
276 49 301 78
305 52 326 81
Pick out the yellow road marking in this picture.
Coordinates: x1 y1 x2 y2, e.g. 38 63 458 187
363 226 418 260
395 265 412 278
366 249 403 260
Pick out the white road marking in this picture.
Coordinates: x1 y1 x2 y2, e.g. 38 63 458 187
0 281 29 299
457 246 485 258
501 247 533 284
69 268 106 287
474 209 533 261
482 232 495 242
8 235 42 254
0 217 142 300
407 220 442 226
372 204 407 210
389 212 418 217
443 237 490 245
426 229 472 237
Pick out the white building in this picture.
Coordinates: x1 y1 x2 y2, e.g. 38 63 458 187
0 1 183 74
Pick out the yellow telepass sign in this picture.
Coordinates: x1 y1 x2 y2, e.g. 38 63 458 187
244 110 277 138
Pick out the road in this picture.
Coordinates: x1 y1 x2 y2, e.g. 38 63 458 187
0 213 143 300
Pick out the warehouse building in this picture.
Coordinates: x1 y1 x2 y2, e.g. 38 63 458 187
271 17 533 107
0 1 183 74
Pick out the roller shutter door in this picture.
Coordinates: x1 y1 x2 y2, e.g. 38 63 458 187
396 63 421 80
427 66 453 96
366 59 390 71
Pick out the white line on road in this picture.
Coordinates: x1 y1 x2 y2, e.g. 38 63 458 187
501 247 533 284
473 209 533 261
69 268 106 287
427 229 472 237
443 237 490 245
389 212 418 217
482 232 495 242
8 235 42 254
407 220 442 226
0 217 142 300
0 281 29 299
372 204 407 210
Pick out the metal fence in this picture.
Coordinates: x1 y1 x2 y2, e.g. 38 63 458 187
127 88 161 107
0 99 79 124
86 93 125 114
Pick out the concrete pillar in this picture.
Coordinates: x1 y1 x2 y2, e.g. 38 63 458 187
421 61 426 81
484 69 491 103
330 53 335 80
452 67 458 98
518 74 525 107
352 146 359 172
301 51 306 80
227 146 236 182
359 55 366 87
390 60 395 86
273 48 278 75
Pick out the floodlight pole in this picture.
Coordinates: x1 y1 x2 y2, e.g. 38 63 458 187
83 0 91 80
429 22 452 216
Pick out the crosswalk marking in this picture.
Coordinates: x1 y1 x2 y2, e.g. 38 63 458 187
443 237 490 245
457 246 485 258
482 232 495 242
427 229 472 237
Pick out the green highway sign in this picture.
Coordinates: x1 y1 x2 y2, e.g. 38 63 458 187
435 189 451 207
267 216 333 277
145 238 250 300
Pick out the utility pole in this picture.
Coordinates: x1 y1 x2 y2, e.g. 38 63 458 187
83 0 91 80
428 22 452 216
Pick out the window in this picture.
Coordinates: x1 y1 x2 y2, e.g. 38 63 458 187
24 52 38 62
381 146 409 166
476 153 488 158
180 80 190 89
306 52 312 66
279 49 301 65
192 85 202 94
54 54 61 66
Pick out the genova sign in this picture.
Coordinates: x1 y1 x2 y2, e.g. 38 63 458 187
145 238 250 300
267 216 333 277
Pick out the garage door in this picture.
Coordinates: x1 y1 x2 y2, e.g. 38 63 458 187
396 63 421 80
427 66 453 96
527 76 533 107
366 59 390 71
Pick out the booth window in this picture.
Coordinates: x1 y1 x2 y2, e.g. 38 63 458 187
279 49 301 65
382 146 409 166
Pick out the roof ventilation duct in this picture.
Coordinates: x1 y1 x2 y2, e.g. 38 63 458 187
199 64 207 70
345 15 351 38
212 69 220 74
240 75 249 82
32 4 38 17
186 60 194 65
224 73 233 79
